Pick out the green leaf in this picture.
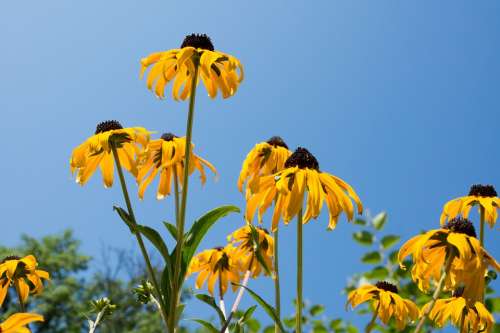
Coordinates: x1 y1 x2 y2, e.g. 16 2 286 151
163 222 178 240
195 294 226 325
487 297 500 313
263 326 274 333
234 284 286 333
245 318 260 333
329 319 343 330
354 218 366 226
388 250 398 264
113 206 135 232
372 212 387 230
313 322 328 333
160 266 172 307
188 319 219 333
249 225 271 275
364 266 389 280
309 304 325 316
346 324 359 333
283 317 295 328
361 251 382 264
134 224 170 265
352 231 374 246
380 235 400 249
179 205 240 278
240 305 257 324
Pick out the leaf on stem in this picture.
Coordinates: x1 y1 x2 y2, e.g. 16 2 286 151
233 283 286 333
195 294 226 325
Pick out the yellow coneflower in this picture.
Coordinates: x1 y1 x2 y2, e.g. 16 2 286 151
238 136 291 197
229 225 274 278
140 33 244 101
346 281 419 330
452 247 499 302
187 245 241 297
70 120 150 188
0 255 49 306
245 147 363 231
137 133 216 200
423 292 494 333
398 218 482 293
0 313 44 333
441 184 499 228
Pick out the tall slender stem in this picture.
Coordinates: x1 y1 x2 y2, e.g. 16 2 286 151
173 167 181 232
220 269 252 333
170 57 200 333
273 229 281 333
15 282 25 312
459 309 466 333
479 206 485 247
414 249 456 333
219 277 229 333
110 142 169 330
296 208 303 333
365 302 380 333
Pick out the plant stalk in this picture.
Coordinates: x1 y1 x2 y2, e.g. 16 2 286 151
169 57 200 333
414 248 456 333
219 269 252 333
479 206 485 247
296 208 303 333
365 302 380 333
273 229 281 333
110 142 169 330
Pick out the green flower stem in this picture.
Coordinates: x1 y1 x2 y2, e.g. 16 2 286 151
459 309 466 333
173 168 181 231
414 248 456 333
365 302 380 333
110 142 169 331
296 208 303 333
88 305 109 333
273 229 281 333
479 206 485 247
14 281 25 312
170 56 200 333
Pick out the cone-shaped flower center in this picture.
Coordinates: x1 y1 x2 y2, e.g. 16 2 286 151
284 147 320 170
452 286 465 298
468 184 497 197
1 255 20 263
267 136 288 149
444 217 477 238
95 120 123 134
181 33 214 51
375 281 398 294
160 133 177 141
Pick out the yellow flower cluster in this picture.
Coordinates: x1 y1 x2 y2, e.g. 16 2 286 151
187 225 274 297
70 124 216 200
0 255 47 332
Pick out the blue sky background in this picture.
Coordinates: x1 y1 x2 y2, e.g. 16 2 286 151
1 0 499 329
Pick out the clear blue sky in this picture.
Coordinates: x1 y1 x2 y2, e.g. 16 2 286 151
1 0 498 328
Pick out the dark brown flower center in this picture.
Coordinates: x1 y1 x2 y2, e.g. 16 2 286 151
284 147 319 170
468 184 497 197
95 120 123 134
1 255 20 263
267 136 288 149
375 281 398 294
161 133 177 141
452 286 465 298
181 34 214 51
444 217 477 238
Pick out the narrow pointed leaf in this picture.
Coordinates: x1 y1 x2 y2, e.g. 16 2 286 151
249 225 271 275
234 284 286 333
240 305 258 324
380 235 400 249
113 206 135 233
163 222 178 240
195 294 226 325
134 224 170 265
372 212 387 230
189 319 219 333
178 205 240 278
